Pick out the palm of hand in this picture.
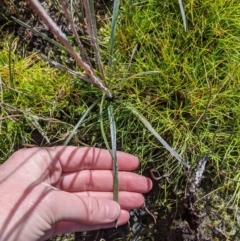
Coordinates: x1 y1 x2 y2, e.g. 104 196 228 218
0 146 152 241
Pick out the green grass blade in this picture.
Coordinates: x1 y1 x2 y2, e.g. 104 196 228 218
8 35 15 88
126 71 161 79
99 94 111 150
108 0 120 67
85 0 106 83
178 0 188 32
126 105 190 169
127 42 140 71
58 0 92 65
39 53 94 84
108 104 118 203
64 99 100 145
99 95 119 206
113 71 160 89
191 61 212 135
24 114 50 144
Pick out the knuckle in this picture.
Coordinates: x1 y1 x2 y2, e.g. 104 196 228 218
83 170 94 191
86 197 101 222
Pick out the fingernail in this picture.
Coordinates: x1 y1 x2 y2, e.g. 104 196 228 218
105 201 120 221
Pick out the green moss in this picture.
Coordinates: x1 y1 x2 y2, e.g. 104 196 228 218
0 35 97 162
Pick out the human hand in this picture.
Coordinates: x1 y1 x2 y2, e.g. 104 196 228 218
0 146 152 241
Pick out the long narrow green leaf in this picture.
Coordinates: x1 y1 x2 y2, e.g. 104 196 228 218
39 53 94 84
85 0 106 83
127 43 140 71
108 105 118 203
178 0 188 32
58 0 92 66
126 105 190 169
100 97 119 227
99 94 111 150
24 114 50 143
191 60 212 135
8 35 15 88
108 0 120 67
64 99 100 145
126 71 161 79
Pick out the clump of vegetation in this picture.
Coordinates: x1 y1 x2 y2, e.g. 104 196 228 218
1 0 240 240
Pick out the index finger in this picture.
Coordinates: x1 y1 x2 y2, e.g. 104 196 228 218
47 146 140 172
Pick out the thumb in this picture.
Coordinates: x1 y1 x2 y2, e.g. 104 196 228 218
47 189 121 225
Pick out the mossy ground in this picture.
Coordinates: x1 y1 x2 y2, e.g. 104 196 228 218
0 0 240 240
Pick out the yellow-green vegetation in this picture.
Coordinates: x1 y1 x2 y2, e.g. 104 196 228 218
113 0 240 187
0 35 97 162
112 0 240 238
1 0 240 239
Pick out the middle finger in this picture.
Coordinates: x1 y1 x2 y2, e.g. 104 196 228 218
56 170 152 193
